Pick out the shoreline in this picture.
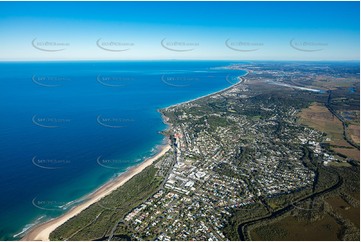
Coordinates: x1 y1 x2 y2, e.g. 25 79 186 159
23 68 248 241
163 70 248 110
22 144 171 241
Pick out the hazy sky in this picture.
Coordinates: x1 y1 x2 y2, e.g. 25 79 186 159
0 1 359 61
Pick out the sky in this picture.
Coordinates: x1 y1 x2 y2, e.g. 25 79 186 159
0 1 359 61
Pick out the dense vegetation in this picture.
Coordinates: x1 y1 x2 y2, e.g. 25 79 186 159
50 165 162 240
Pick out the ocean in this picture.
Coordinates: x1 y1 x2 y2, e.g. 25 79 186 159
0 61 246 240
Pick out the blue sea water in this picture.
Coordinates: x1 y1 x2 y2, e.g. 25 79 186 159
0 61 246 240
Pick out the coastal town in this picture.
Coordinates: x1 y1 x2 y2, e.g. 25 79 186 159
118 63 359 240
1 1 359 241
38 62 359 241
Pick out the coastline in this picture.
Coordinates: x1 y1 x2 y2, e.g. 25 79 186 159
164 70 248 110
22 69 248 241
22 144 171 241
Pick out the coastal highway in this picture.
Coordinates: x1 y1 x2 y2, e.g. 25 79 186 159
326 91 360 150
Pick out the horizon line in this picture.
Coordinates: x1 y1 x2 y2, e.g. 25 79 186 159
0 59 360 63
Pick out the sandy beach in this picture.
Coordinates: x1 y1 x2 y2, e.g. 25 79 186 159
22 71 247 241
22 144 171 241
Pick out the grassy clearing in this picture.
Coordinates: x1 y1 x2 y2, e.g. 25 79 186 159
298 102 359 160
